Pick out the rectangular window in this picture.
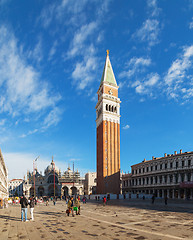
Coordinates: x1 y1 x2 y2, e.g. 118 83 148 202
165 163 167 169
182 161 184 168
170 162 173 168
147 167 149 172
151 166 153 171
188 160 191 167
160 164 162 170
164 175 167 183
176 162 178 168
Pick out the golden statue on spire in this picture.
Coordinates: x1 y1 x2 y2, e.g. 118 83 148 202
106 49 109 56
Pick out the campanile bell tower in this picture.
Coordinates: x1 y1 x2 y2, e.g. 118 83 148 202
96 50 121 194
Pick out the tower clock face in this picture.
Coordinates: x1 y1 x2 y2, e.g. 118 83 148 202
108 89 113 95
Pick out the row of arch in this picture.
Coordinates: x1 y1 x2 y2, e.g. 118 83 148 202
106 104 117 113
29 185 81 197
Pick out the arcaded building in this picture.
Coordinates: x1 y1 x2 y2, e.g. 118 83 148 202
0 149 8 200
9 179 24 197
96 51 121 194
127 149 193 199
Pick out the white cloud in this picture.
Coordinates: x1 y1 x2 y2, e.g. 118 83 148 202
189 17 193 29
0 26 61 127
123 124 130 130
27 37 43 63
4 152 67 179
43 107 62 129
132 73 160 95
39 0 90 28
67 21 98 58
164 45 193 85
72 53 98 90
48 40 58 60
133 19 160 47
0 119 6 126
147 0 161 17
145 73 159 86
164 45 193 100
119 57 151 79
4 151 90 179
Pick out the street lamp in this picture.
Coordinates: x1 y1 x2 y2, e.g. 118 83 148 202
33 156 39 197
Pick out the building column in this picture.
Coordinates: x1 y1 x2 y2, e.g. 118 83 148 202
191 172 193 182
184 173 188 182
178 174 181 184
162 189 164 198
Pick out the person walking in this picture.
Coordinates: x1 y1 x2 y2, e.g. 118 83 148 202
164 195 168 205
151 194 155 204
103 196 107 206
20 195 29 222
75 196 80 215
67 196 74 217
29 197 35 221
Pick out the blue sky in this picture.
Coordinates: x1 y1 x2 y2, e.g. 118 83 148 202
1 0 193 179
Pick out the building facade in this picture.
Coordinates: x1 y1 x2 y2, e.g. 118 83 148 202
0 149 8 201
124 149 193 199
9 179 23 197
84 172 96 195
96 50 121 194
25 160 84 198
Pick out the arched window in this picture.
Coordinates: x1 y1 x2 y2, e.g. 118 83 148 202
114 107 117 113
112 106 114 112
47 175 58 184
106 104 108 111
109 105 111 111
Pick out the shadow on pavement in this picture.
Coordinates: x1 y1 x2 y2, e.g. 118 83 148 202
35 211 64 216
87 199 193 214
0 214 21 221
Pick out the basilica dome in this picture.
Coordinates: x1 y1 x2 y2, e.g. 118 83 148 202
45 159 60 175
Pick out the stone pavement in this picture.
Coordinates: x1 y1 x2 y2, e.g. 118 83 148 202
0 199 193 240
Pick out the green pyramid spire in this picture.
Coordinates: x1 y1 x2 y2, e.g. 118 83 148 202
100 50 117 86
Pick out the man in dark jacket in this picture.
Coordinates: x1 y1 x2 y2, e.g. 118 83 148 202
20 195 28 222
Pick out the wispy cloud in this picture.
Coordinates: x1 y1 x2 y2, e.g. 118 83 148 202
119 57 151 79
39 0 90 28
133 19 160 47
147 0 161 17
0 26 61 129
123 124 130 130
43 107 62 129
27 37 43 63
189 17 193 29
132 0 161 47
164 45 193 100
135 73 160 94
48 40 58 60
67 21 98 58
72 53 98 90
0 119 6 126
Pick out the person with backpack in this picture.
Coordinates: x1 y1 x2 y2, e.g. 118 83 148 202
20 195 29 222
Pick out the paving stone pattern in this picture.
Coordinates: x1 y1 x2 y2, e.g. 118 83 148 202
0 199 193 240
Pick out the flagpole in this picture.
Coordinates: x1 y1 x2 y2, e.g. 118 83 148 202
33 156 39 197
